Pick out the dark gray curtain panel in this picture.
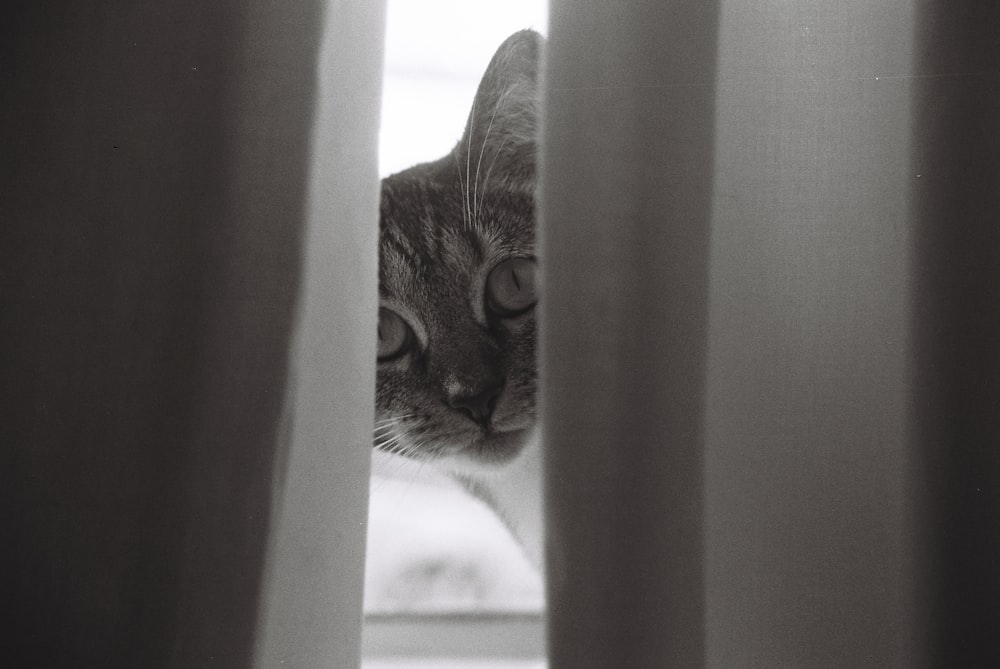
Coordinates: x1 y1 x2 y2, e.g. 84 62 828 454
1 1 383 667
910 2 1000 666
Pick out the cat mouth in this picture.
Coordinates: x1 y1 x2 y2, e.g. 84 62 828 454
461 427 530 464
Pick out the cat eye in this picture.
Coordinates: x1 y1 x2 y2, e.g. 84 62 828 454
377 308 413 362
486 257 536 317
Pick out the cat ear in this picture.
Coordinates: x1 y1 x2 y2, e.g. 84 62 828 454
455 29 542 178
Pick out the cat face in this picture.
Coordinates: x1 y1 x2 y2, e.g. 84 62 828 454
375 30 541 471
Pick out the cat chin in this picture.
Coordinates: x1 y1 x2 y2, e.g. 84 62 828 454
440 427 534 475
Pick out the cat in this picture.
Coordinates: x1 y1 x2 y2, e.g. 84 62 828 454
374 29 544 565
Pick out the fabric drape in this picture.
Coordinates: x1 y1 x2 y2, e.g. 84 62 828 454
2 1 383 666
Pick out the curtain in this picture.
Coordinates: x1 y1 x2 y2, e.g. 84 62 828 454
909 3 1000 665
541 2 717 667
6 0 998 667
2 1 384 667
541 1 999 667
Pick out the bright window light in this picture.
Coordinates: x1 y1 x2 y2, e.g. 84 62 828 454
363 0 547 669
366 1 547 661
367 2 548 620
378 0 548 176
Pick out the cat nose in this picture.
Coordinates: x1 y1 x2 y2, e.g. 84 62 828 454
449 381 503 426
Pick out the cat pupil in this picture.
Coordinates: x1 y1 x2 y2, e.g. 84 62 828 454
487 257 536 316
377 308 410 361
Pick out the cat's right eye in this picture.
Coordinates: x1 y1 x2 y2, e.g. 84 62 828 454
377 308 413 362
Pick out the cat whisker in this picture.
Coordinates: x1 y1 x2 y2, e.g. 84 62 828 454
465 95 477 230
374 431 399 445
374 414 415 430
387 440 419 459
377 413 417 421
453 152 470 229
373 422 431 461
477 131 514 222
473 101 503 230
386 442 409 458
374 413 417 429
373 424 405 444
374 432 406 451
401 437 433 462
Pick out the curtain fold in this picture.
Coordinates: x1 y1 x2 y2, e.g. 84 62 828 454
540 2 719 667
910 3 1000 665
2 1 383 666
541 1 999 667
253 1 384 665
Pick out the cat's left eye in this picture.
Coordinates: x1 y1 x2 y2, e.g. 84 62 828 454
377 308 413 362
486 257 536 317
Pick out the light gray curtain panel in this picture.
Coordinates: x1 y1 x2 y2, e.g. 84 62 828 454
541 1 998 668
